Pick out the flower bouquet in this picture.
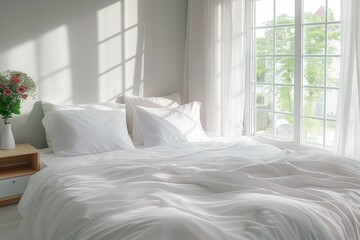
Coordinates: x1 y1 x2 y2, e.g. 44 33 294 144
0 70 36 149
0 70 36 123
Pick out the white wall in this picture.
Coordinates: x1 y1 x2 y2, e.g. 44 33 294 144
0 0 187 148
184 0 207 127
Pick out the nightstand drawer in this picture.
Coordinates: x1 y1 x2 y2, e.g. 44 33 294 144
0 175 30 199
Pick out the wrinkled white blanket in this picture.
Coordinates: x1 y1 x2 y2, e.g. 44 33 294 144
18 138 360 240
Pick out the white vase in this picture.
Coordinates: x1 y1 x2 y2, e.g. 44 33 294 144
1 124 15 150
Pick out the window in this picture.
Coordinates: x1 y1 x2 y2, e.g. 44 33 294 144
252 0 341 149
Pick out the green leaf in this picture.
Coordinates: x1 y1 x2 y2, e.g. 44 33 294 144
12 100 21 115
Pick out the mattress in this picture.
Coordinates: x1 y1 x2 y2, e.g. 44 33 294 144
19 138 360 240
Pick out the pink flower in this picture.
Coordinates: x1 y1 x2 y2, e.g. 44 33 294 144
12 77 21 84
17 85 27 93
21 94 28 100
4 89 12 96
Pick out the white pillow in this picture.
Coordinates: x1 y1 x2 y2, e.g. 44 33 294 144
42 101 125 149
42 109 134 156
134 101 206 147
123 92 182 141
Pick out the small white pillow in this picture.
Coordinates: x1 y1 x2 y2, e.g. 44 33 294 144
123 92 181 141
42 109 134 156
134 101 206 147
42 101 125 149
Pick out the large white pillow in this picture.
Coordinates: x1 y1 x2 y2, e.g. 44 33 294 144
134 101 206 147
123 92 181 141
42 109 134 156
42 101 125 149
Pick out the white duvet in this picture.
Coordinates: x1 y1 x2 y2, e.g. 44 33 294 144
18 138 360 240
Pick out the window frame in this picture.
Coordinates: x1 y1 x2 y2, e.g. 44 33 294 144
247 0 341 150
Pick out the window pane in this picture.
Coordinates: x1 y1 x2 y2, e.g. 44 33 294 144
328 0 341 22
303 88 324 117
256 85 273 110
257 57 273 83
274 114 294 140
256 28 274 55
256 0 274 27
304 25 325 55
275 0 295 25
328 24 341 55
276 27 295 55
303 57 325 86
275 57 294 84
303 118 324 146
304 0 326 23
256 111 273 137
275 86 294 113
327 57 340 87
326 89 338 119
253 0 340 150
325 120 336 149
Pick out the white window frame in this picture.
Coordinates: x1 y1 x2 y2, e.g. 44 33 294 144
245 0 341 150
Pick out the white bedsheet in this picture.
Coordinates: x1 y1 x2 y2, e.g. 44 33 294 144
18 138 360 240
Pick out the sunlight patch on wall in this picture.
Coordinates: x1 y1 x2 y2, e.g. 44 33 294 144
98 35 122 74
39 26 70 77
99 66 122 102
124 0 143 95
38 25 72 104
97 0 142 101
0 25 72 114
124 0 138 29
97 1 124 100
0 41 37 75
40 68 72 103
125 27 138 60
97 2 122 42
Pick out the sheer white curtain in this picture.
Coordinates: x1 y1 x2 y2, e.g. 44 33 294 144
335 0 360 160
204 0 248 137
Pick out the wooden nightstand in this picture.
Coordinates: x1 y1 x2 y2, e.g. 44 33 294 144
0 144 40 206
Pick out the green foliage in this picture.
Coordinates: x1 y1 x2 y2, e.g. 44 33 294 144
257 58 273 83
304 25 325 55
256 10 340 141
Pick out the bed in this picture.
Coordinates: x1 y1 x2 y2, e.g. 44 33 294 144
18 137 360 240
17 97 360 240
